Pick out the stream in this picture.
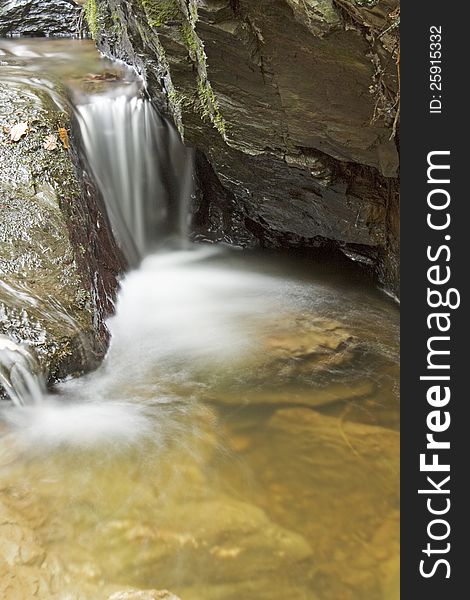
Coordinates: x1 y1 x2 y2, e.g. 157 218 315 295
0 40 399 600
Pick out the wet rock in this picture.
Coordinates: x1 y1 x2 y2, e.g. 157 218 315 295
0 79 124 389
266 318 353 356
263 316 359 376
0 1 83 37
93 0 400 295
0 500 181 600
0 489 182 599
205 315 376 408
0 502 45 567
0 562 52 600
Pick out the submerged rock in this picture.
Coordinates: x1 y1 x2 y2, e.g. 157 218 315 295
241 407 399 599
0 79 124 390
0 0 84 37
92 0 400 295
0 493 182 599
93 494 313 588
107 590 181 600
179 578 319 600
202 314 377 408
0 498 52 599
212 380 375 409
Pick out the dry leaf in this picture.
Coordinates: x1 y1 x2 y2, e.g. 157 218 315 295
9 122 28 142
43 134 58 151
58 127 70 150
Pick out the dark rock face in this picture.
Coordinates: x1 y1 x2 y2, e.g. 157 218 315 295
0 80 125 386
0 0 83 37
93 0 400 295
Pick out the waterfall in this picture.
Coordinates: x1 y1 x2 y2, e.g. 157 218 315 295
74 88 194 265
2 79 194 406
0 336 45 407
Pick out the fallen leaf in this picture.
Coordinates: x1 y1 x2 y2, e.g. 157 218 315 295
43 134 58 151
9 121 28 142
58 127 70 149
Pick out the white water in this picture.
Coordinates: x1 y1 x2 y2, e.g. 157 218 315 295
0 335 45 408
1 239 400 452
75 89 194 264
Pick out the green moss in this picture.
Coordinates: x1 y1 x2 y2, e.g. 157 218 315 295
84 1 123 41
111 11 123 35
213 111 227 137
180 22 196 52
180 21 203 61
136 1 225 137
168 88 185 106
197 77 227 137
83 0 98 39
141 0 182 27
188 0 199 25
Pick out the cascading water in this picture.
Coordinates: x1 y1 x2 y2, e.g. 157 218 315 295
0 335 45 407
74 86 194 264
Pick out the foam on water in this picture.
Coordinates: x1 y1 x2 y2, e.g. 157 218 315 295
1 242 399 451
1 401 155 450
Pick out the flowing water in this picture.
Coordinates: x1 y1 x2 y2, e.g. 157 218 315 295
0 336 45 408
0 40 399 600
75 93 193 264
